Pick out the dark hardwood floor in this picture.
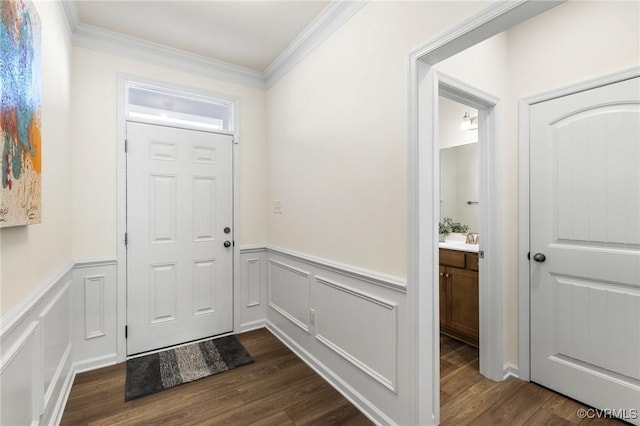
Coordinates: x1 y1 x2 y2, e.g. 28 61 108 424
440 334 627 425
61 329 372 425
61 328 628 425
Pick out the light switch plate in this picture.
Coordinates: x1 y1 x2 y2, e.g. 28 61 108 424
273 200 282 214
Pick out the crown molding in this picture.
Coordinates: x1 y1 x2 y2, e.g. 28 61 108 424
264 0 368 89
59 0 367 91
71 23 266 90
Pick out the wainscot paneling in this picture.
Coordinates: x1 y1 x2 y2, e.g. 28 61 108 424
265 246 408 425
0 258 118 425
268 258 311 333
71 259 118 372
238 247 268 332
0 264 73 425
315 275 397 392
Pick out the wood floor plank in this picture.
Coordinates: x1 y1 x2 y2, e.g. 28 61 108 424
63 330 618 426
468 380 554 425
441 377 523 425
284 386 348 424
438 335 626 426
247 410 296 426
61 329 370 425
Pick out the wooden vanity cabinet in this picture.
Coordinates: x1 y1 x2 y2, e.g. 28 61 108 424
439 248 479 347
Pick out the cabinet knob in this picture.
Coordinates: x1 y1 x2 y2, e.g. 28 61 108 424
439 272 444 277
445 273 450 278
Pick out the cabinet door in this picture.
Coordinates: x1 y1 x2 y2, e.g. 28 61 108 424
439 266 448 325
449 268 479 343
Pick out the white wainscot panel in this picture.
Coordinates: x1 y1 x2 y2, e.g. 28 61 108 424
84 276 105 339
238 248 267 332
0 322 42 426
246 258 261 308
315 276 398 392
268 259 310 333
40 283 72 408
71 260 118 374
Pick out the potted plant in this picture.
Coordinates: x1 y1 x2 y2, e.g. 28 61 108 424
438 217 470 242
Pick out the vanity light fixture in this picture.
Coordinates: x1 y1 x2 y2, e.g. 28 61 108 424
461 112 478 130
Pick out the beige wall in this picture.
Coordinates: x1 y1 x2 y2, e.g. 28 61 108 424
1 1 73 315
267 0 639 368
70 48 268 259
267 1 489 277
436 0 639 365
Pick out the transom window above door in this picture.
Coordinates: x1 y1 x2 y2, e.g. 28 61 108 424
126 82 234 132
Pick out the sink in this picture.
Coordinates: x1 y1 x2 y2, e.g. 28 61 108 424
438 240 479 253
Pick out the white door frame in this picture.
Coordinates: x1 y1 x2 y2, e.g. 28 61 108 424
406 1 564 424
517 66 640 381
115 74 242 362
438 73 502 381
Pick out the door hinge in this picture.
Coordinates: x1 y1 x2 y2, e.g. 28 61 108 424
125 232 128 246
125 325 128 339
233 241 235 247
527 252 531 260
479 250 485 259
125 139 128 153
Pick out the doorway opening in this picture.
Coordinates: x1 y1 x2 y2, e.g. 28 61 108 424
436 74 502 376
436 79 503 421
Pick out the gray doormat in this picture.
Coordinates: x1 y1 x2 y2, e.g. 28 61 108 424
125 335 254 401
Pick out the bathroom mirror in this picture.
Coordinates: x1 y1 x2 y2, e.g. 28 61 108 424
439 96 479 233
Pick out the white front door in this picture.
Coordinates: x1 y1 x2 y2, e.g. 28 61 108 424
530 77 640 422
126 121 233 355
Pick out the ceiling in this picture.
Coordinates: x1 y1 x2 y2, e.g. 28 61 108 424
73 1 331 72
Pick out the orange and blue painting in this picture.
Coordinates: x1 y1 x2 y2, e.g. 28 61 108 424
1 0 41 227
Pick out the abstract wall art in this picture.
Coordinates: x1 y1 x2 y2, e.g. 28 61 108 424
1 0 41 227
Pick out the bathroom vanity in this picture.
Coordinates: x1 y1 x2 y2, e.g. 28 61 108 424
439 244 479 347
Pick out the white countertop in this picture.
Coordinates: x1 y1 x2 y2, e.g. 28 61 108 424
438 241 479 253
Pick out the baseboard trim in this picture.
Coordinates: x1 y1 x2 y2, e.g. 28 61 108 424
503 362 519 380
238 319 266 333
266 320 395 426
73 354 119 375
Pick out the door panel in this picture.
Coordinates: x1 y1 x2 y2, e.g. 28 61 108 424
126 122 233 355
530 77 640 422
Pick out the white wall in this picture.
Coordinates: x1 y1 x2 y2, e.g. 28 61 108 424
70 47 268 259
1 1 73 315
439 97 478 150
439 97 479 232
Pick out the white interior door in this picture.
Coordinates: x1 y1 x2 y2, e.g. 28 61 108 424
530 77 640 422
126 121 233 355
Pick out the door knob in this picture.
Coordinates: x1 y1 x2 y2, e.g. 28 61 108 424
223 241 231 248
533 253 546 263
